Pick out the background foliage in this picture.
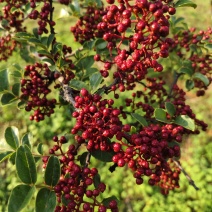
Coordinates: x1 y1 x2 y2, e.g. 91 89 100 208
0 0 211 211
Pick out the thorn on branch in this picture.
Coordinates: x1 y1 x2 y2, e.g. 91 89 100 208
173 158 199 190
58 76 79 110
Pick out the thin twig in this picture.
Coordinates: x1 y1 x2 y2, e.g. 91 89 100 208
85 152 91 168
173 158 199 190
168 72 183 98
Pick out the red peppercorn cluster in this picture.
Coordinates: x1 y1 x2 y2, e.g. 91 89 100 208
111 123 182 188
0 0 27 60
171 27 212 95
0 35 17 60
71 6 107 44
156 159 181 195
0 1 26 32
71 89 124 152
43 136 119 212
91 0 176 83
29 1 55 35
21 63 57 122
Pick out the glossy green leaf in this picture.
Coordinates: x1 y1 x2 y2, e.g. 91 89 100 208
102 195 119 207
0 69 9 92
76 55 94 70
16 145 37 184
1 92 17 105
179 67 193 77
28 38 46 49
193 73 210 86
83 68 98 79
35 188 56 212
37 50 52 57
12 83 20 96
174 115 195 131
15 32 32 38
41 37 48 46
165 102 176 117
21 133 33 149
204 43 212 51
45 156 61 186
8 185 36 212
154 108 169 123
95 39 107 50
47 34 55 48
93 173 101 189
33 28 39 39
11 71 22 78
91 150 115 162
131 113 148 126
69 79 89 91
42 58 55 65
37 143 43 155
0 151 13 163
175 0 197 8
17 100 27 109
4 126 19 150
90 72 103 92
79 152 88 166
9 152 16 165
186 79 194 90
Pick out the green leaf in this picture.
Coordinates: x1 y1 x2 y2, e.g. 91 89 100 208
35 188 56 212
91 150 115 162
174 115 195 131
83 68 98 79
4 126 19 150
47 34 55 48
175 0 197 9
17 100 27 109
102 196 119 207
90 72 103 92
76 55 94 70
41 37 48 46
12 83 20 96
0 151 13 163
11 71 22 78
93 173 101 189
193 72 210 86
154 108 169 123
42 58 55 65
79 152 88 166
186 79 194 90
28 38 46 49
9 152 16 165
37 143 43 155
37 50 52 57
131 113 148 127
179 67 193 77
1 92 17 105
95 39 107 50
165 102 176 117
204 43 212 51
83 40 95 50
15 32 32 38
33 28 39 39
21 133 33 149
8 185 36 212
45 156 61 186
130 126 136 134
16 145 37 184
69 79 89 91
0 69 9 92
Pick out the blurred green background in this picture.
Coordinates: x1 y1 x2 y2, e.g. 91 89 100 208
0 0 212 211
